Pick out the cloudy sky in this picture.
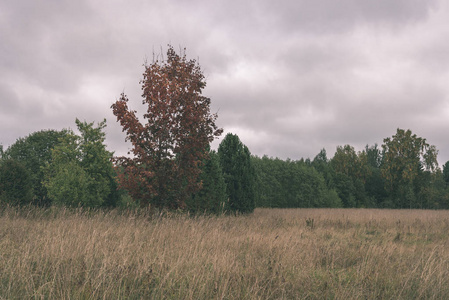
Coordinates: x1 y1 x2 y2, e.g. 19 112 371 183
2 0 449 164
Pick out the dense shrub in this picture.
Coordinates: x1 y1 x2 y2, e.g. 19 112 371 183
0 159 33 205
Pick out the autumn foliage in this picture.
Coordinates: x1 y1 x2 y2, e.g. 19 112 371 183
111 46 222 209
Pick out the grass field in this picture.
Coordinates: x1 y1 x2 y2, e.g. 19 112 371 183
1 206 449 299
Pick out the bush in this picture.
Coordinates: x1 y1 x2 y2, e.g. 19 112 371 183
3 130 68 206
0 159 33 205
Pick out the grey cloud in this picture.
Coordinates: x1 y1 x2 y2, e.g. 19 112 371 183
0 83 20 115
1 0 449 166
261 0 439 34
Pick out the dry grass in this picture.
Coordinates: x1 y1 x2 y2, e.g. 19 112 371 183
1 206 449 299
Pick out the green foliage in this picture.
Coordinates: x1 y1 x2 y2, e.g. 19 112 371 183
252 155 342 208
252 130 445 209
76 119 116 206
365 144 382 169
364 166 387 207
186 150 227 214
329 145 369 207
295 162 342 208
332 172 357 208
0 159 33 205
3 121 448 210
363 144 387 206
43 119 116 208
331 145 371 184
3 130 68 205
323 189 343 208
44 160 96 207
443 161 449 185
252 156 283 207
218 133 255 214
381 128 439 208
312 149 334 188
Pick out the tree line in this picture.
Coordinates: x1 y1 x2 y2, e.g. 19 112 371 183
2 125 448 212
253 129 449 209
0 46 255 214
1 46 448 212
0 125 254 213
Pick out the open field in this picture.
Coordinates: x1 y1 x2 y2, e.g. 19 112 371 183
1 207 449 299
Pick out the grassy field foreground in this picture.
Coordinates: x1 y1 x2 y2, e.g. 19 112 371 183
1 207 449 299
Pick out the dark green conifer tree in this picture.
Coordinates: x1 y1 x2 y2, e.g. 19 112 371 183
443 161 449 185
218 133 255 214
187 150 227 214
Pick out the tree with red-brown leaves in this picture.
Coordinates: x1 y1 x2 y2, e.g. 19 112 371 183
111 46 222 209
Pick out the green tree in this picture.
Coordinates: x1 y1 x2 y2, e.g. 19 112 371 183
312 148 335 189
252 155 341 208
252 155 283 207
365 144 382 169
330 145 371 207
186 150 227 214
293 160 342 208
414 168 446 209
111 46 222 209
364 144 387 207
218 133 255 214
3 130 68 205
381 128 439 208
44 158 94 207
43 119 116 207
332 172 356 207
331 145 371 183
442 161 449 185
76 119 117 206
0 159 33 205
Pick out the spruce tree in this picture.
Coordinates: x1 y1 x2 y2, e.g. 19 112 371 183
187 150 227 214
218 133 255 214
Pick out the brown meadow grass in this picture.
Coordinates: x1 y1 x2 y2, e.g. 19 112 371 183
1 206 449 299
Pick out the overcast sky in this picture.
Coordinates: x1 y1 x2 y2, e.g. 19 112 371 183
2 0 449 164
